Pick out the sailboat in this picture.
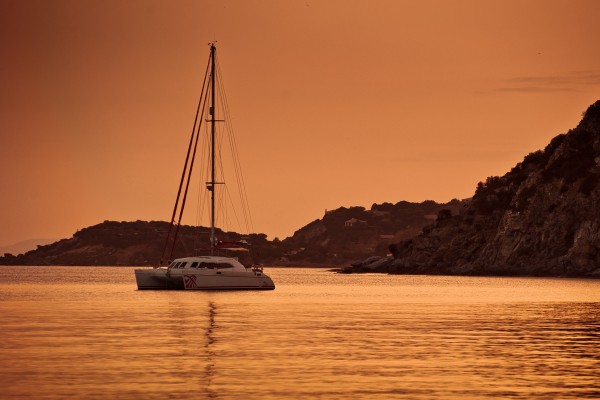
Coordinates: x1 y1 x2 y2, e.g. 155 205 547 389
135 43 275 290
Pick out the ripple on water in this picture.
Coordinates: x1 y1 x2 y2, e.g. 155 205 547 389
0 266 599 399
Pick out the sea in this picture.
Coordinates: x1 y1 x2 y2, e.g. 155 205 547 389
0 266 599 400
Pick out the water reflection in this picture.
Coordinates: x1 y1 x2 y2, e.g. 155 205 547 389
0 267 599 399
204 301 216 399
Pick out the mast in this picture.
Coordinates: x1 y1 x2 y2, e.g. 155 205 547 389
210 43 216 255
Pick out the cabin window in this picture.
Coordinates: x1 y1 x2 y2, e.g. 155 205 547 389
169 262 176 267
191 262 199 268
197 262 235 269
179 262 187 268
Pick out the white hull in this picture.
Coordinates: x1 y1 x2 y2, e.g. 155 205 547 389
135 267 275 290
134 268 171 290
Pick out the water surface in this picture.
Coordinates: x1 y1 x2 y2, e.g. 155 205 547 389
1 267 599 399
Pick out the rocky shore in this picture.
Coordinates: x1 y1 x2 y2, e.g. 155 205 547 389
345 100 600 278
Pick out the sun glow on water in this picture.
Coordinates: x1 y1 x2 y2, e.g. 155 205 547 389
1 267 599 399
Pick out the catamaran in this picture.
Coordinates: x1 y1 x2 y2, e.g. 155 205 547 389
135 43 275 290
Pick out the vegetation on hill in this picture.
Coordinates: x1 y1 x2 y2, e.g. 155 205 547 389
0 221 275 266
350 100 600 277
0 200 463 266
275 200 466 265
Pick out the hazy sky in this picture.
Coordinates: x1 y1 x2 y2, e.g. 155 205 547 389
1 0 600 245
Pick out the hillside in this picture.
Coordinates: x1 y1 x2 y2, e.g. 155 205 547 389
10 99 599 273
275 199 466 265
349 100 600 277
0 221 276 266
0 200 461 267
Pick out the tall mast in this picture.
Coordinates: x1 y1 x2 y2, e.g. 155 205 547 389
210 43 216 255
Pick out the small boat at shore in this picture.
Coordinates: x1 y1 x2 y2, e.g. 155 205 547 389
135 43 275 290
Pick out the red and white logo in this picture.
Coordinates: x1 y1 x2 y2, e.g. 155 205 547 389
184 275 197 289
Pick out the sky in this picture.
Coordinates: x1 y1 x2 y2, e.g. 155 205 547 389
1 0 600 246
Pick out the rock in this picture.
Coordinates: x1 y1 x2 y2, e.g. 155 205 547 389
364 257 393 271
380 100 600 278
346 255 395 273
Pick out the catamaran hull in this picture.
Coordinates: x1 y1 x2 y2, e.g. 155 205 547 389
134 269 172 290
135 268 275 290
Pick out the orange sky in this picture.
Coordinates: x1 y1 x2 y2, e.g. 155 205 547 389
1 0 600 245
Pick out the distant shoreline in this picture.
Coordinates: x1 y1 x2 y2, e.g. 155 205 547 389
2 264 599 280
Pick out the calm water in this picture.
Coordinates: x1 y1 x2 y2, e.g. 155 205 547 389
0 267 599 399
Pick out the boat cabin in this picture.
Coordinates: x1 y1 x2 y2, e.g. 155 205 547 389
168 256 247 272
